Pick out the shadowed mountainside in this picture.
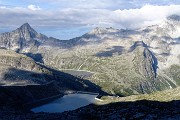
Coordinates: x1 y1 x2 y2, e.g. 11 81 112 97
0 48 110 110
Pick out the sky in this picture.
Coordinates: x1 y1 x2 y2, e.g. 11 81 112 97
0 0 180 39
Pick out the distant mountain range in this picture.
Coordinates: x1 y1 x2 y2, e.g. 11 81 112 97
0 15 180 96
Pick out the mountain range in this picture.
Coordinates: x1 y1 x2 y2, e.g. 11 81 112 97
0 15 180 96
0 14 180 120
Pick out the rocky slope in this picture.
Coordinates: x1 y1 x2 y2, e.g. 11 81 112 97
0 48 53 86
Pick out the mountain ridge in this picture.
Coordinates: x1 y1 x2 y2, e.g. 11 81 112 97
0 15 180 96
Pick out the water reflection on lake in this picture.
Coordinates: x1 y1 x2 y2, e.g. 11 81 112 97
31 93 98 113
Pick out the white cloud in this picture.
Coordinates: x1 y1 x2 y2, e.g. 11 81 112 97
0 4 180 39
0 6 6 8
113 5 180 29
28 0 180 10
28 4 41 11
0 4 180 29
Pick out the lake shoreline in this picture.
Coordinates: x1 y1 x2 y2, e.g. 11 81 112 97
31 92 99 113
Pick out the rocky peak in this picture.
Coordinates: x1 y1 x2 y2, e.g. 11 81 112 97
81 27 120 40
129 41 148 52
88 27 119 35
0 23 42 52
19 23 32 29
88 27 106 35
128 41 158 83
16 23 38 39
134 41 147 47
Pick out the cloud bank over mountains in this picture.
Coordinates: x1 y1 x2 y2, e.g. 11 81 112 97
0 0 180 39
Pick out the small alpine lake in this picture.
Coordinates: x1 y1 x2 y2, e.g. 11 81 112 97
31 93 98 113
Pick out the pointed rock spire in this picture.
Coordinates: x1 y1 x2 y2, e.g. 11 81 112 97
18 23 38 39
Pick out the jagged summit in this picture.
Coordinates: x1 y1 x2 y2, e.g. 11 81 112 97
128 41 148 52
17 23 38 39
133 41 148 48
0 23 48 52
80 27 120 40
89 27 119 35
20 23 31 28
19 23 36 32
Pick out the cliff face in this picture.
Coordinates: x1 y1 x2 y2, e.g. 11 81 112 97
128 41 157 79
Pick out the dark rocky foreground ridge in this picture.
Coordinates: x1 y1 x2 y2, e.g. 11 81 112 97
0 100 179 120
1 85 179 120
